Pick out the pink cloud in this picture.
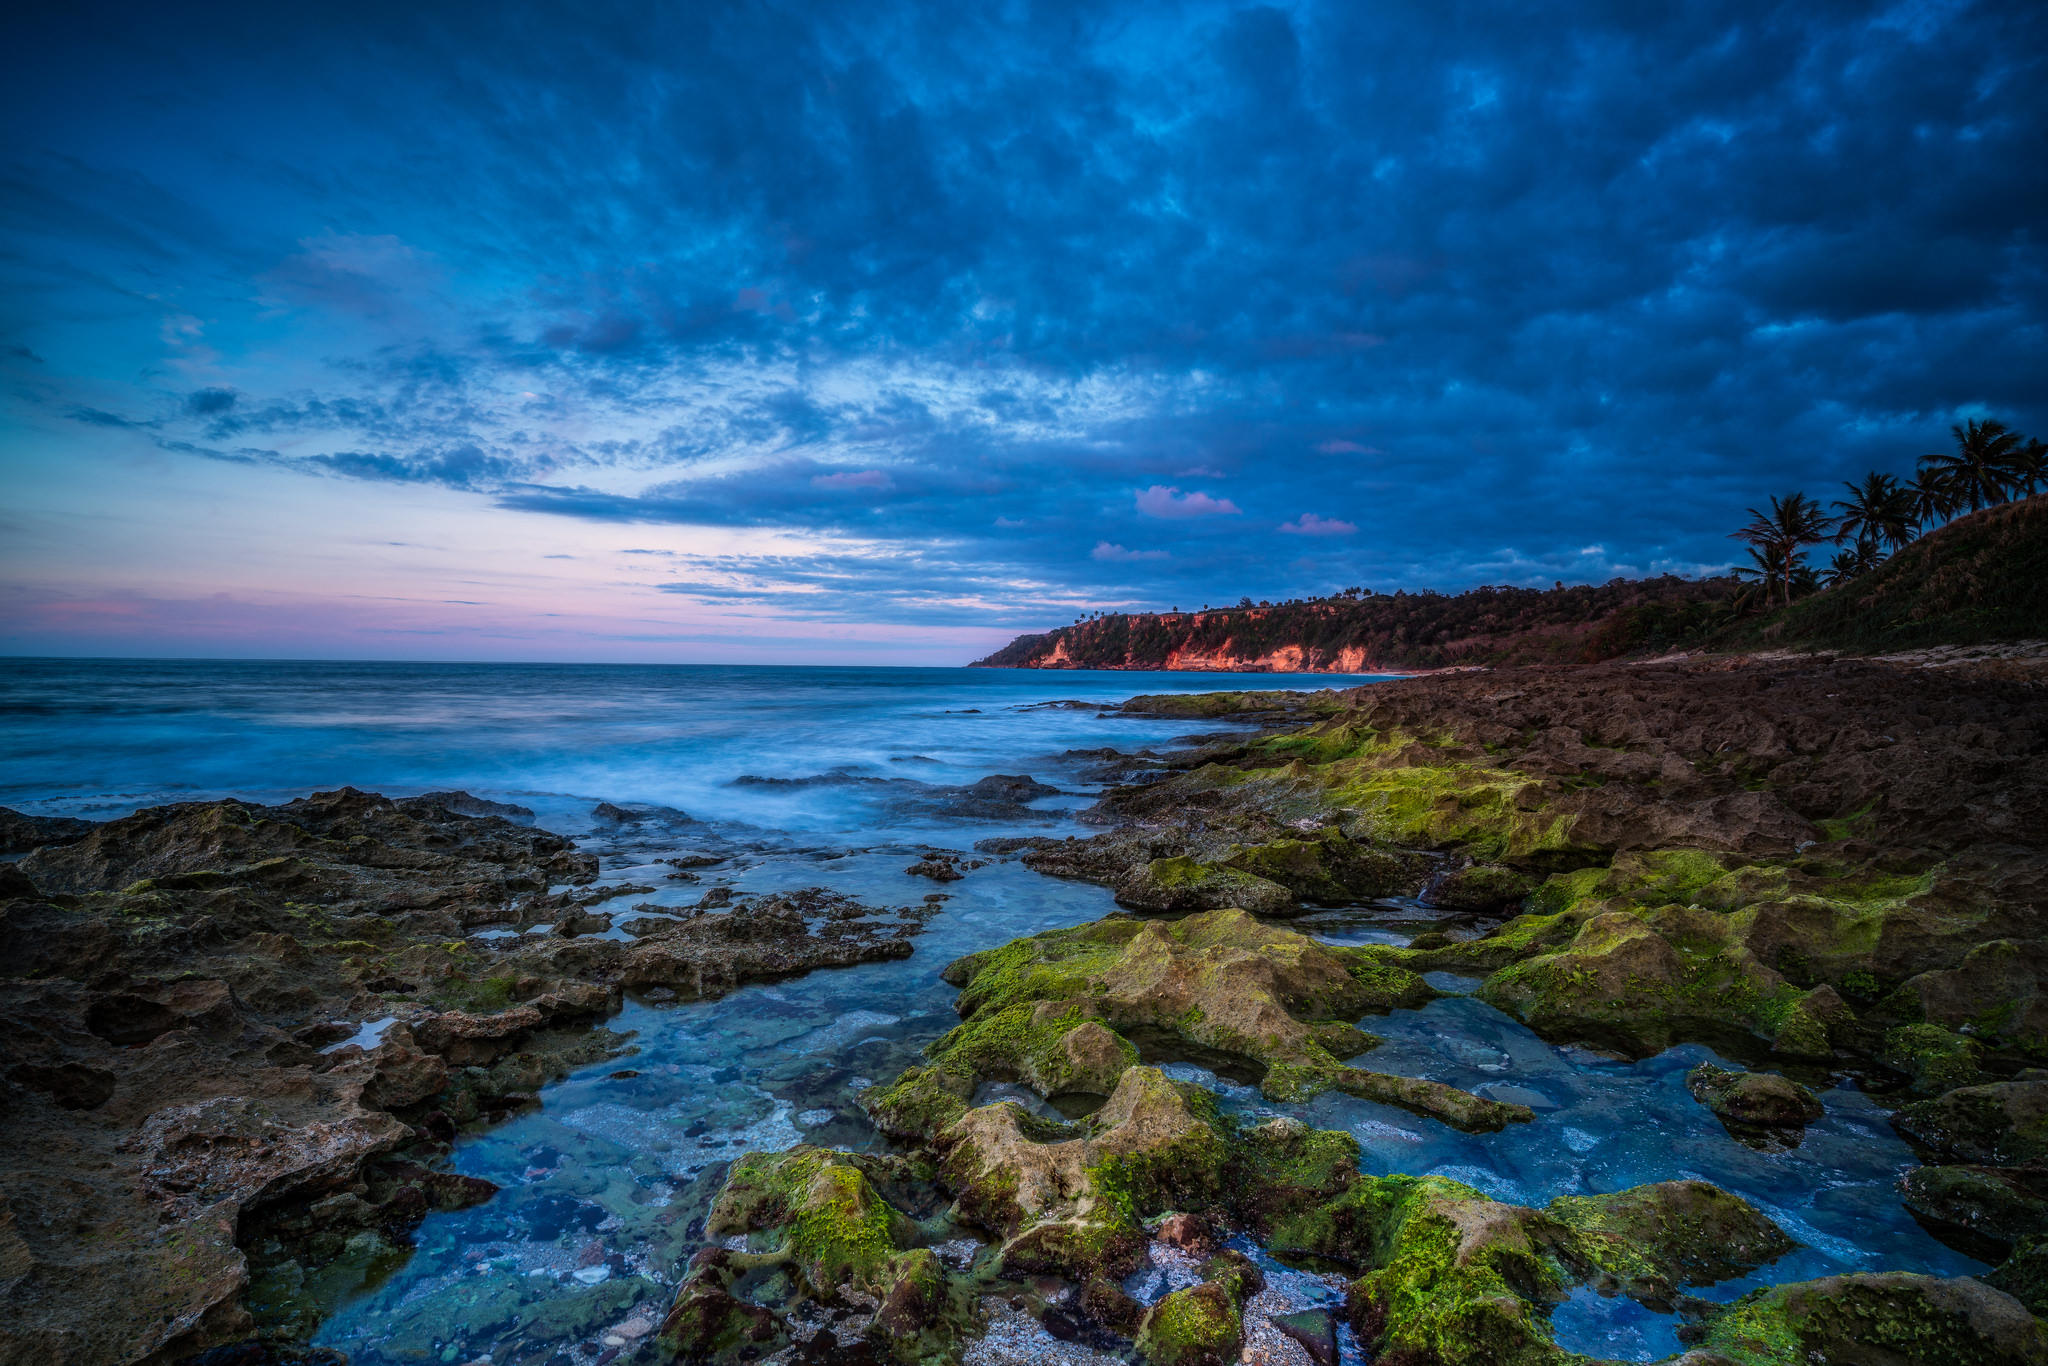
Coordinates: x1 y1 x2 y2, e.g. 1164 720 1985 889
1135 485 1241 518
1279 513 1358 537
1092 542 1169 562
1315 440 1381 455
811 469 893 491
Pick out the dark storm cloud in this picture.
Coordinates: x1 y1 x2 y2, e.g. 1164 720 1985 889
5 0 2046 626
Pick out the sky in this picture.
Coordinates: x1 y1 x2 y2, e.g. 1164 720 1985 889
2 0 2043 664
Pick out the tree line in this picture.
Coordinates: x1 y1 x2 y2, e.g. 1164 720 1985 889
1731 418 2045 610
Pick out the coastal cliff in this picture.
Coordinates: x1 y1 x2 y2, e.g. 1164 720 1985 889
974 575 1736 672
977 495 2048 672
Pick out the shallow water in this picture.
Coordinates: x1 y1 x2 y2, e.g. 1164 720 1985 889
0 660 1987 1364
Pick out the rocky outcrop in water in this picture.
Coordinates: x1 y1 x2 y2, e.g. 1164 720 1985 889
662 904 1807 1365
0 788 926 1365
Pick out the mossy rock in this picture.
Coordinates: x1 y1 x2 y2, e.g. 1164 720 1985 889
1986 1237 2048 1317
1686 1063 1824 1133
1344 1174 1567 1366
898 908 1519 1132
1546 1179 1794 1307
1693 1271 2048 1366
1223 830 1419 904
1896 1082 2048 1166
1901 1166 2048 1253
1115 855 1294 915
657 1250 781 1361
1427 862 1536 913
1881 1023 1987 1095
707 1147 922 1299
1136 1281 1242 1366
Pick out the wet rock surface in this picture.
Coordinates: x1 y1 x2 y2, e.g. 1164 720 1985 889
1686 1063 1825 1146
0 787 927 1365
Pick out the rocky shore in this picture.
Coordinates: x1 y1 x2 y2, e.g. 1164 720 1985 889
659 652 2048 1366
0 789 926 1365
5 648 2047 1366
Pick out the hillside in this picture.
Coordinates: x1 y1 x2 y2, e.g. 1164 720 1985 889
973 574 1738 672
1731 494 2048 653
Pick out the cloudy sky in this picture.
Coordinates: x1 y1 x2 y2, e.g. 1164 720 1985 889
3 0 2043 663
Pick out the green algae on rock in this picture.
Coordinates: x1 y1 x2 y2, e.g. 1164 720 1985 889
1135 1279 1244 1366
1687 1271 2048 1366
866 907 1528 1135
1895 1081 2048 1166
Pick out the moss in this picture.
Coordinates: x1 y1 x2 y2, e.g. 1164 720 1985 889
1524 866 1610 917
1332 946 1437 1010
434 972 518 1013
1985 1237 2048 1316
918 909 1504 1128
1693 1272 2048 1366
1136 1281 1243 1366
1546 1181 1793 1304
1881 1023 1985 1094
1346 1175 1567 1366
861 1066 974 1143
708 1147 918 1298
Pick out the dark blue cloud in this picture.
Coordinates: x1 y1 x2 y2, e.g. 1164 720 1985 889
4 0 2046 628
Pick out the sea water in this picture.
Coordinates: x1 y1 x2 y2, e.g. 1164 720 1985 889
0 659 1984 1364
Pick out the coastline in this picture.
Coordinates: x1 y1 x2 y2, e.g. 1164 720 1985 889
2 652 2045 1365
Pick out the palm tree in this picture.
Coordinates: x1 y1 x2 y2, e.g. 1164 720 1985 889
1730 545 1780 615
1833 472 1917 554
1920 418 2025 513
1909 468 1958 529
2013 438 2047 499
1731 492 1835 608
1821 540 1883 588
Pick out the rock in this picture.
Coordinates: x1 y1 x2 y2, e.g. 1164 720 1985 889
1136 1281 1241 1366
1199 1248 1263 1303
1155 1211 1216 1255
1112 855 1293 916
657 1252 781 1360
1987 1238 2048 1316
1272 1308 1338 1366
5 1060 117 1110
0 805 95 855
414 1006 545 1066
1880 1022 1987 1095
1896 1081 2048 1166
415 791 535 823
1078 1274 1144 1335
1547 1179 1796 1309
1686 1063 1824 1137
962 775 1060 802
1691 1271 2048 1365
706 1147 924 1299
866 909 1522 1137
86 978 241 1046
906 856 964 881
1902 1166 2048 1252
1345 1173 1792 1364
1222 831 1422 905
346 1025 451 1110
129 1094 410 1217
1426 862 1535 912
